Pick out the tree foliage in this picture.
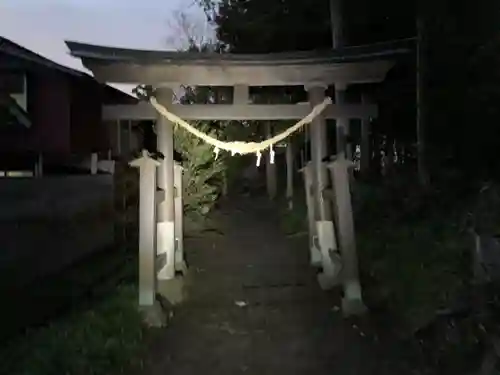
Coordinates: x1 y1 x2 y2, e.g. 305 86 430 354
195 0 500 184
174 119 226 217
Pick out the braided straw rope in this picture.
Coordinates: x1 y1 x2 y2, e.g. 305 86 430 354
150 96 332 161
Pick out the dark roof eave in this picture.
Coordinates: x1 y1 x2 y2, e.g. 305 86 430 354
0 37 86 78
66 37 416 67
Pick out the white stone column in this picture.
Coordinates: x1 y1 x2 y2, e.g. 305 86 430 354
130 150 160 307
174 162 187 275
306 84 331 221
300 162 322 267
330 83 366 315
327 158 366 316
305 83 341 290
156 88 176 281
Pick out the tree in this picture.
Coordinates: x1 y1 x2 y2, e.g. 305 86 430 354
198 0 500 185
165 8 229 218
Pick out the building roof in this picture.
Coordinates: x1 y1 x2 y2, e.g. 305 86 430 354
66 38 415 66
0 36 135 102
0 36 85 77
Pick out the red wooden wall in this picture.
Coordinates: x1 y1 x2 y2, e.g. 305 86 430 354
0 68 124 157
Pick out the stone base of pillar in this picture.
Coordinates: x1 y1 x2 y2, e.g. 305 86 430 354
316 220 342 290
341 280 367 316
157 221 176 280
138 299 170 327
158 276 187 305
175 258 188 275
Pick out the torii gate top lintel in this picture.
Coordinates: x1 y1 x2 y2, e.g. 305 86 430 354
65 38 414 87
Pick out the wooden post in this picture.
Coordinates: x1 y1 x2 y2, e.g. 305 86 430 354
327 158 367 316
335 85 348 159
129 150 160 307
128 120 133 153
285 140 294 210
360 93 371 175
416 14 429 187
385 136 394 174
35 153 43 177
265 121 277 200
300 162 322 267
156 88 176 281
174 162 187 275
346 122 353 161
306 84 341 289
90 152 98 175
116 120 122 156
233 84 250 104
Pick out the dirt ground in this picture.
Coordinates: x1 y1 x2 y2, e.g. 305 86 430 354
142 194 415 375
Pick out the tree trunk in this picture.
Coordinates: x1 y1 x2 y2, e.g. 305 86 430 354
416 14 430 187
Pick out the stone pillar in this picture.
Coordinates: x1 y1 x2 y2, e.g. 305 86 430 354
156 88 185 304
305 83 341 290
285 140 294 210
360 93 371 175
306 84 331 221
130 150 167 327
327 158 366 316
300 162 322 267
174 162 187 275
265 121 277 200
156 88 176 280
130 150 160 307
335 83 349 159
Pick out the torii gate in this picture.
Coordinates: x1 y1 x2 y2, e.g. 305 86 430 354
66 39 412 320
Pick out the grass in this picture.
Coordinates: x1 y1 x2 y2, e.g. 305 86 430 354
277 196 308 236
353 180 473 333
0 285 152 375
0 248 156 375
277 179 473 333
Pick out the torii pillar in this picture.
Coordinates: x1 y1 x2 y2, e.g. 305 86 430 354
156 88 186 304
306 83 342 289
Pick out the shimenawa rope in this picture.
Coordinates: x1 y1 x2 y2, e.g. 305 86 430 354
150 97 331 165
136 84 332 166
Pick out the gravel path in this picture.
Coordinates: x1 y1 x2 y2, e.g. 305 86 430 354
144 195 409 375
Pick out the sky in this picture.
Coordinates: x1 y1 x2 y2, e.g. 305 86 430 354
0 0 212 93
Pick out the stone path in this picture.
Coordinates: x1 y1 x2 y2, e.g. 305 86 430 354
145 194 406 375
